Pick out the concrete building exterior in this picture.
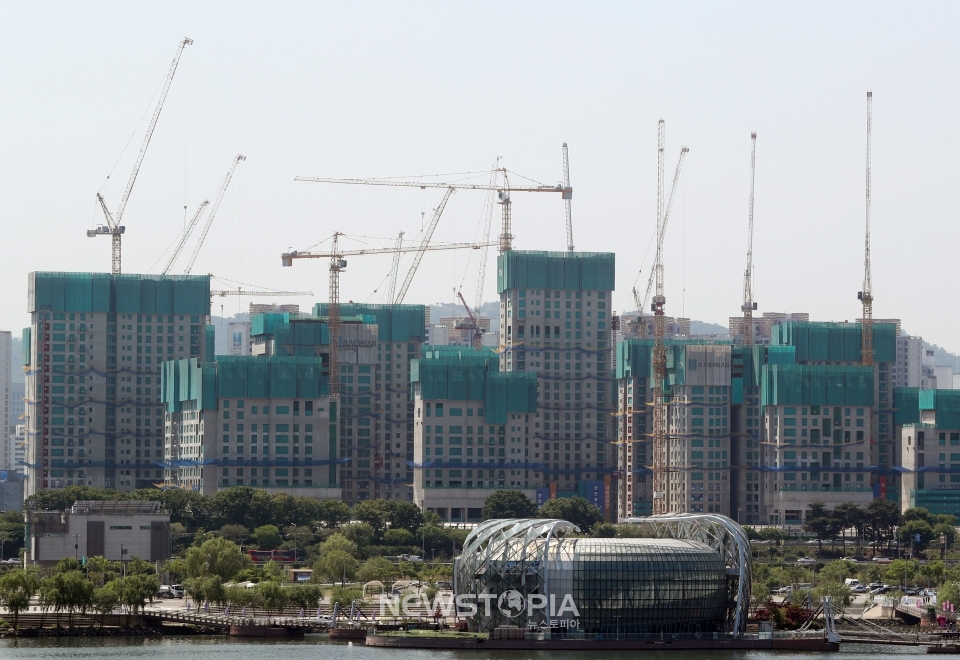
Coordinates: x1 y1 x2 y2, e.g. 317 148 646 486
728 313 810 345
160 356 340 498
4 424 26 474
227 321 252 356
24 500 171 566
894 388 960 518
894 335 924 389
24 273 211 497
410 347 539 522
10 381 25 431
616 321 894 526
0 332 10 443
497 251 616 507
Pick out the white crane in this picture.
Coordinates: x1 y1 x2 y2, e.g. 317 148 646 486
88 37 193 274
741 133 758 345
163 200 209 274
183 154 246 274
563 143 574 251
386 231 404 304
395 188 455 303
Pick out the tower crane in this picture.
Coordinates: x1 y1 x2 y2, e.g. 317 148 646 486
474 159 500 316
294 166 571 253
386 231 404 304
632 144 689 340
163 200 209 274
88 37 193 274
282 236 497 395
183 154 246 275
741 132 758 345
651 120 689 516
395 188 455 303
563 143 574 251
210 289 313 299
455 289 484 350
859 91 874 366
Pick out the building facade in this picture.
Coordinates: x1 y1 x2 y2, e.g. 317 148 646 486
497 251 616 507
0 332 10 445
161 356 340 498
410 347 539 522
24 500 171 566
24 273 211 496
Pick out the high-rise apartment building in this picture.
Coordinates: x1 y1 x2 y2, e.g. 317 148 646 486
617 321 895 526
497 251 616 505
161 356 340 497
0 332 10 442
728 313 810 345
24 272 210 496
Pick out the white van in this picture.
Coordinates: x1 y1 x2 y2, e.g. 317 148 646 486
844 578 862 589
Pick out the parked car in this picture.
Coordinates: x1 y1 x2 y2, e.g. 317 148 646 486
852 585 867 593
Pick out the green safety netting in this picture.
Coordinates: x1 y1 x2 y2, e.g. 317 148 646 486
314 303 425 342
894 388 920 425
21 328 30 365
917 389 960 429
771 321 896 363
497 250 615 293
760 365 874 407
29 272 209 315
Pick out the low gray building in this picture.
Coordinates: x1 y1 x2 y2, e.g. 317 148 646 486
24 500 170 567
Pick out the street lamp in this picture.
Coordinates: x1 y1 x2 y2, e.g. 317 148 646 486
737 508 741 524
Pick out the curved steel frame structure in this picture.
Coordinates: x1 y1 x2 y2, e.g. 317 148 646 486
454 518 579 630
620 513 752 635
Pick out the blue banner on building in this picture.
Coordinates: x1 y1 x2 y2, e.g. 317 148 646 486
578 479 605 515
536 488 550 506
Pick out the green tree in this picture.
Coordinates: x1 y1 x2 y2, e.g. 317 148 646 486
185 536 245 581
353 499 393 532
833 502 864 553
0 569 39 630
865 498 901 554
254 524 283 550
900 519 936 552
315 549 359 586
358 556 399 584
383 528 415 546
387 501 425 534
157 489 212 531
0 511 26 559
341 523 375 549
538 496 604 533
258 580 288 614
803 501 840 552
219 524 251 544
329 586 362 609
91 584 119 628
288 584 322 611
818 560 858 585
417 525 451 555
316 499 352 528
481 490 537 520
903 507 933 524
211 486 274 528
85 556 119 587
319 533 360 558
884 559 919 587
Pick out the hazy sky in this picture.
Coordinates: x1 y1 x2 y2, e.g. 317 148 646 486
2 3 959 350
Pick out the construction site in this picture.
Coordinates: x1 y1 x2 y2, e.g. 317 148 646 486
12 36 957 537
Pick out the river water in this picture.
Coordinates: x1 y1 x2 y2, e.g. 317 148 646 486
0 638 930 660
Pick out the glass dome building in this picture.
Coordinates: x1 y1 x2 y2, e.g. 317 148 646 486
454 516 751 638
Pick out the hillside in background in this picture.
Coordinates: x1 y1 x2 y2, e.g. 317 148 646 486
691 320 730 336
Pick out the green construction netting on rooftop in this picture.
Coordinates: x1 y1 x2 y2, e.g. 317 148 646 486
419 345 499 366
770 321 896 363
616 338 732 382
497 251 615 293
162 356 328 412
760 364 874 407
735 345 798 389
410 357 536 424
29 272 210 315
314 303 425 343
918 389 960 429
251 313 292 337
161 358 217 413
894 388 920 426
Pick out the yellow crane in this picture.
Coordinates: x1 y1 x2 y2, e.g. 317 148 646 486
282 235 496 395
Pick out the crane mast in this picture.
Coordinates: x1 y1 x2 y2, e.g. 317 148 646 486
741 132 758 345
387 231 404 303
328 233 345 396
184 154 246 274
563 143 574 251
860 91 874 366
395 188 455 303
89 37 193 274
456 290 484 350
652 119 668 515
474 159 500 315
